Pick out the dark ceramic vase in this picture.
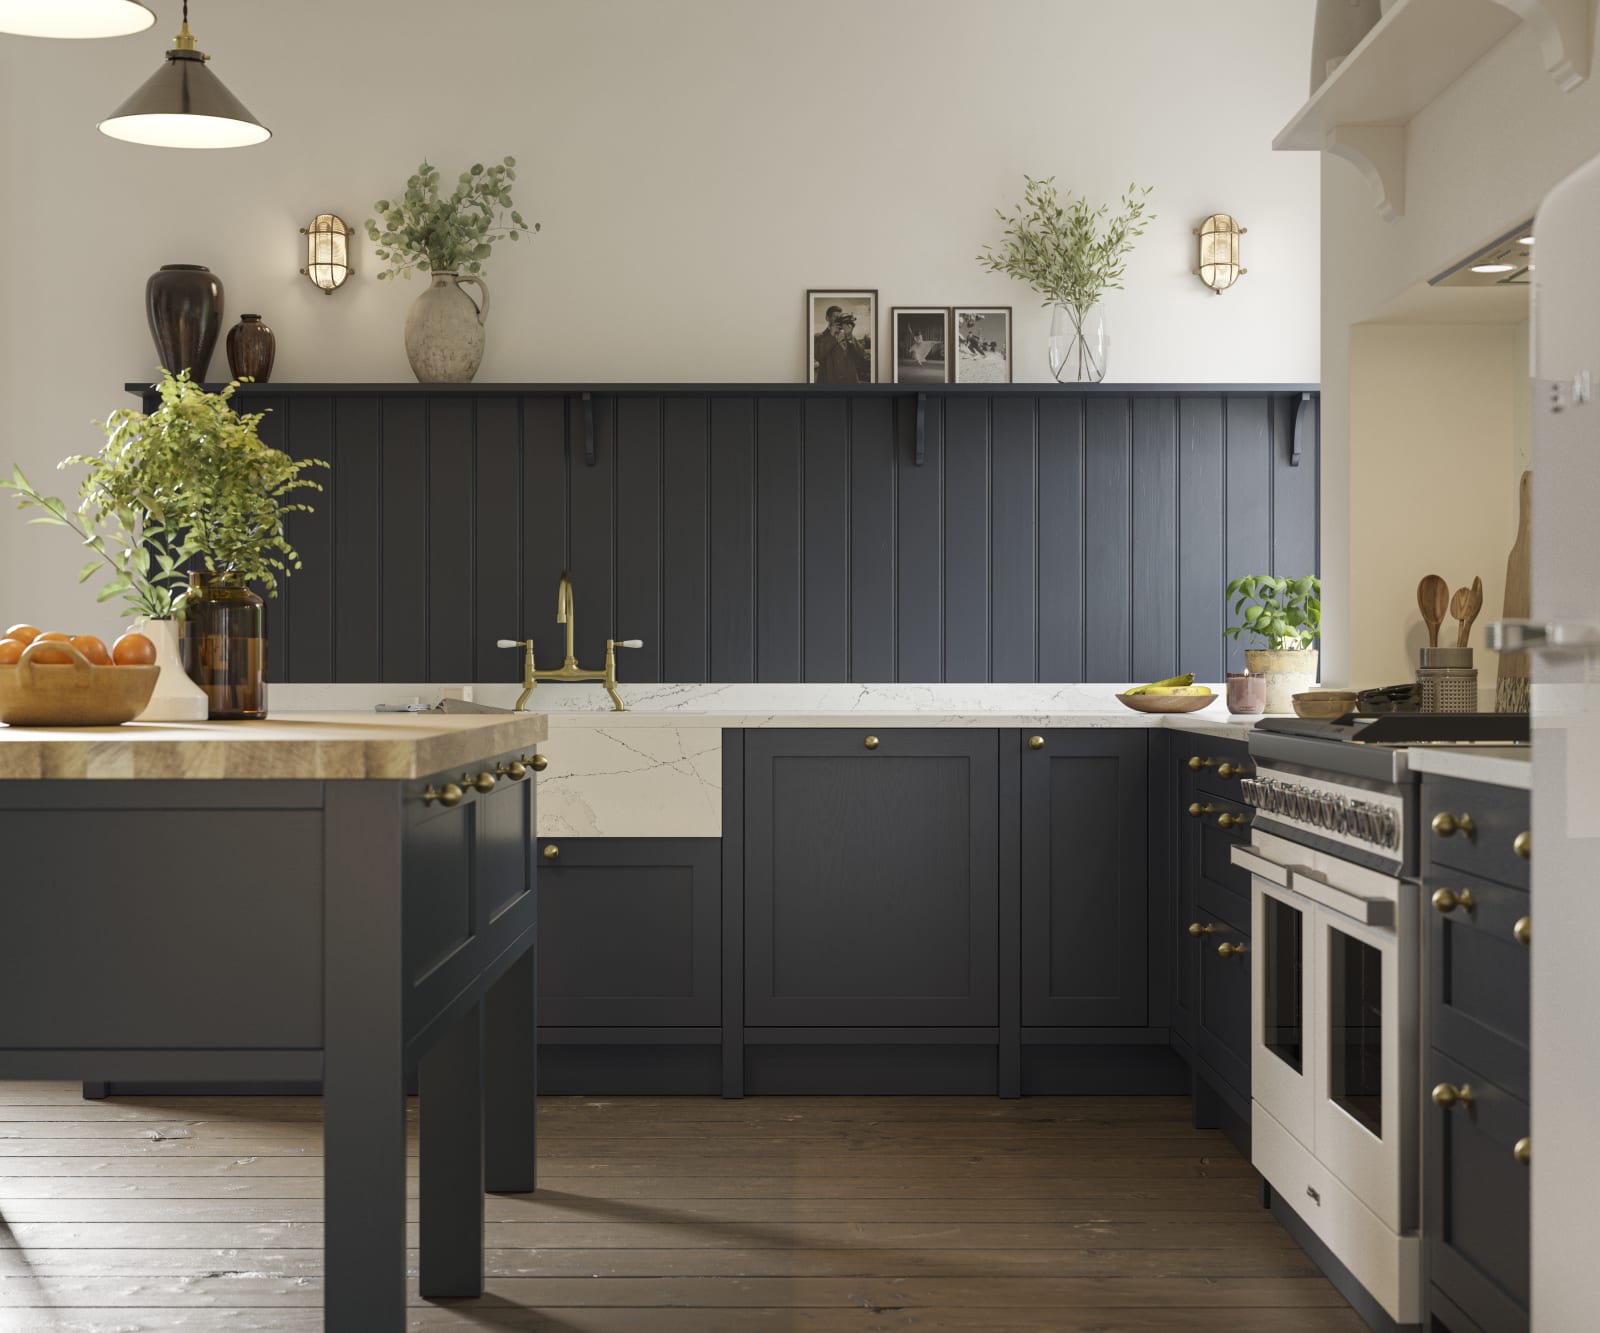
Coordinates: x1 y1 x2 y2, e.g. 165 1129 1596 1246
146 264 224 379
226 313 275 383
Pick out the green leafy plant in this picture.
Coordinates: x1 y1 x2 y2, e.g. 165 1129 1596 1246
1224 575 1322 650
977 176 1154 310
2 370 327 619
366 156 538 280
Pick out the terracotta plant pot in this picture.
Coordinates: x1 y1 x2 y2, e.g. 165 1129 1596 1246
1244 647 1319 714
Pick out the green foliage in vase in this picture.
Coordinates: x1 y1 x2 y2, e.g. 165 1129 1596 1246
366 156 538 280
977 176 1154 311
1223 575 1321 651
2 370 327 619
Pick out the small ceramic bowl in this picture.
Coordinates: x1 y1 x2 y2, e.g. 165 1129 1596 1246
1291 690 1358 720
1115 691 1218 714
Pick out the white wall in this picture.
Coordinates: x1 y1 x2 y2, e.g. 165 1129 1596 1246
0 0 1317 632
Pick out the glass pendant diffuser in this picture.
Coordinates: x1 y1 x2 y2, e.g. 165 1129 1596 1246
98 1 269 148
301 214 353 293
0 0 154 38
1195 213 1247 294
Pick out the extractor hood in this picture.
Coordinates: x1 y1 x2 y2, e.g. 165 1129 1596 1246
1430 220 1535 287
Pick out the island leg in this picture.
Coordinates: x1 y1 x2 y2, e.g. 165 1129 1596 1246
484 944 538 1192
322 783 408 1331
419 1004 485 1298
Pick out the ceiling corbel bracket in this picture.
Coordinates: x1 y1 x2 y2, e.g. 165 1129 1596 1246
1325 124 1406 222
1489 0 1592 92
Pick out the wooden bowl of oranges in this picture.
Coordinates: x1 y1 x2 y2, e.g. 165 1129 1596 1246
0 625 160 727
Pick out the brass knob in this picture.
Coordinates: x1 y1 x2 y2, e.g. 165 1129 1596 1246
1028 735 1045 750
543 844 560 860
1188 802 1215 818
1514 916 1532 945
423 782 463 808
1514 831 1531 860
1217 941 1247 959
1217 812 1248 831
864 735 880 750
1188 756 1214 772
1188 922 1215 937
1431 887 1476 914
468 770 498 793
530 753 549 772
498 760 528 781
1432 1082 1473 1109
1217 762 1245 780
1432 811 1476 838
1514 1137 1531 1166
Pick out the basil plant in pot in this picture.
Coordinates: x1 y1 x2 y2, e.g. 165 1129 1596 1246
977 176 1153 383
367 157 538 383
3 370 327 721
1224 575 1321 714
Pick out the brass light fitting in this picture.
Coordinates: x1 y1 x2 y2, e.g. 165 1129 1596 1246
499 572 642 713
1194 213 1246 294
301 214 353 293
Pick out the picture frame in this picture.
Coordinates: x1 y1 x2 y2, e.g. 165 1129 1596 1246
951 306 1013 384
890 307 951 385
808 289 878 384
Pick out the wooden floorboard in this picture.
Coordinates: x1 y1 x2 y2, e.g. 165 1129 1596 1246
0 1084 1358 1332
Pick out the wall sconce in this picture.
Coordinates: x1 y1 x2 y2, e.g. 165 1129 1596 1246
300 213 352 293
1194 213 1246 294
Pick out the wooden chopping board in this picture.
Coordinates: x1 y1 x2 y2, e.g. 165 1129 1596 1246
1497 469 1531 712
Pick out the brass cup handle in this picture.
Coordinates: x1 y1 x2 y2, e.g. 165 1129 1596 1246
1188 756 1215 771
1432 887 1476 914
1514 1137 1531 1166
1217 941 1247 959
1217 812 1248 831
1188 922 1215 937
423 782 463 808
1188 802 1215 818
1217 762 1246 780
864 735 880 750
1432 811 1476 838
530 753 549 772
1028 735 1045 750
542 844 560 860
1432 1082 1474 1109
498 760 528 781
1514 916 1532 945
1514 830 1531 860
468 770 498 794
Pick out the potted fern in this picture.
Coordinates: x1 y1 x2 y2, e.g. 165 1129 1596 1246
977 176 1153 383
1223 575 1321 713
3 370 326 720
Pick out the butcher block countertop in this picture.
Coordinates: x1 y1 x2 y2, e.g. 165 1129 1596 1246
0 711 549 781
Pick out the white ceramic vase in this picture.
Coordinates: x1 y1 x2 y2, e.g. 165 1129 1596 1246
404 271 490 383
1245 647 1319 715
133 618 209 722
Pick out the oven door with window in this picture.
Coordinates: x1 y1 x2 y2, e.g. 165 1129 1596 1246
1247 853 1315 1148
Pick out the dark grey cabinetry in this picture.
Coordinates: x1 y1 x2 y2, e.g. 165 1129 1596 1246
743 729 999 1028
1422 777 1531 1333
1020 730 1149 1026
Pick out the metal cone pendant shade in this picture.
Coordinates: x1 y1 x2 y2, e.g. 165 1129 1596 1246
98 14 268 148
0 0 154 38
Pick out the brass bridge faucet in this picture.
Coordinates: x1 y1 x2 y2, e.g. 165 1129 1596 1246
498 571 642 713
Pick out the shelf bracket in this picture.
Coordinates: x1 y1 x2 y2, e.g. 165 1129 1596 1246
1490 0 1591 91
1325 124 1406 221
915 393 927 466
1291 392 1314 467
582 392 596 467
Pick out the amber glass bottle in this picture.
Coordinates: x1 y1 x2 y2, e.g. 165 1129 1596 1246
180 572 267 720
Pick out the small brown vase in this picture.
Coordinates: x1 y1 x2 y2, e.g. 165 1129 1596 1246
226 313 275 382
180 571 267 720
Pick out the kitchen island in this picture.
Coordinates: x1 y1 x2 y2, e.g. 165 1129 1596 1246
0 711 548 1332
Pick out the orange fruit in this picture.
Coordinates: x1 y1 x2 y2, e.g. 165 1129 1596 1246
111 632 157 667
4 624 40 646
71 634 112 666
0 638 23 666
30 631 73 664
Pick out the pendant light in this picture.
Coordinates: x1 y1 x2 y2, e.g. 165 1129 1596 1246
98 0 269 148
0 1 154 38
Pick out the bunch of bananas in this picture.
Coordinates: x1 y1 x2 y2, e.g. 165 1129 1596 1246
1123 673 1211 697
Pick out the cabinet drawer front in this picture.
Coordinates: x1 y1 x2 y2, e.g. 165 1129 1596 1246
1428 875 1529 1099
1425 1050 1530 1328
1195 905 1251 1098
537 837 720 1027
1423 777 1530 889
1182 791 1252 924
1179 739 1254 802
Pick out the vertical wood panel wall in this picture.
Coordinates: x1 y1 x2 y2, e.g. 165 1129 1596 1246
167 387 1318 685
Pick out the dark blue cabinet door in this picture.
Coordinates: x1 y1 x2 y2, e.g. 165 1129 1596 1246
1020 730 1149 1027
743 729 999 1027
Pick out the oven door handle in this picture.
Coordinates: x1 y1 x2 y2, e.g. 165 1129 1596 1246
1285 864 1395 928
1231 844 1290 886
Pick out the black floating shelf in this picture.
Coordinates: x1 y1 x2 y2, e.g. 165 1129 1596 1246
127 381 1319 398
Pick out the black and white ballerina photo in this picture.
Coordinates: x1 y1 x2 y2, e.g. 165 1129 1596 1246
892 308 950 384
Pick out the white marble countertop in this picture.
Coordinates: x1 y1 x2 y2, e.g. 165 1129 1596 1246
1405 744 1532 791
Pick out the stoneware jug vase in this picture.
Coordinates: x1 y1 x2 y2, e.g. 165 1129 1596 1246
404 271 489 383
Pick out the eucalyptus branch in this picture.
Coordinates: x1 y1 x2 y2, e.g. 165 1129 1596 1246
366 157 540 280
977 177 1154 310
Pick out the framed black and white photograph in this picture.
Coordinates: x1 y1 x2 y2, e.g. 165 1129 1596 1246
891 307 951 385
951 306 1012 384
808 289 877 384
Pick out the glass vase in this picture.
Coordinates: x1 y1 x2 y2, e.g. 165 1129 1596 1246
1048 302 1108 383
180 571 267 720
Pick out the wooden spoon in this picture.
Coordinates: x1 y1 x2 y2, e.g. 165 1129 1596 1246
1450 586 1472 648
1418 574 1449 649
1457 576 1484 648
